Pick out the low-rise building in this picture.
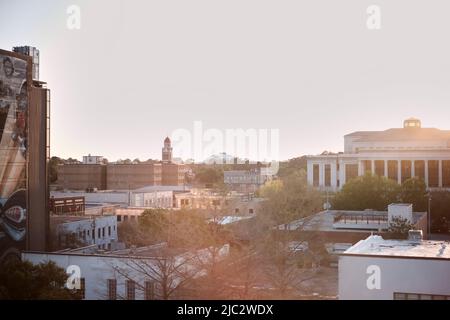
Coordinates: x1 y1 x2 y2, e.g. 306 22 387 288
339 233 450 300
50 215 119 250
51 189 173 208
224 167 273 193
106 163 163 190
57 164 107 190
174 188 262 215
83 154 103 164
56 138 187 190
23 243 229 300
277 204 428 264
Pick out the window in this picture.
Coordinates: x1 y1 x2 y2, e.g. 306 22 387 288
107 279 117 300
324 164 331 187
92 229 95 240
313 164 320 187
102 227 105 237
394 292 450 300
108 226 111 237
126 280 136 300
249 209 254 214
235 208 239 214
97 228 101 239
144 281 155 300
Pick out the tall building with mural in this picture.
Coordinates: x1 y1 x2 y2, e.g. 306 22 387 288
0 46 49 262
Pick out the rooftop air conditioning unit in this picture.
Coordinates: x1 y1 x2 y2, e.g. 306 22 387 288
408 230 423 243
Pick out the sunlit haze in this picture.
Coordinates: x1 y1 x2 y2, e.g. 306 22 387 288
2 0 450 161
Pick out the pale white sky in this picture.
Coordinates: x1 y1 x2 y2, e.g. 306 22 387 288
1 0 450 161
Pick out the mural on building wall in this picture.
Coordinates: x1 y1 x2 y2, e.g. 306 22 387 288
0 52 29 262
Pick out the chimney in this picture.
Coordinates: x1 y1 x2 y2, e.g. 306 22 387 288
408 230 423 242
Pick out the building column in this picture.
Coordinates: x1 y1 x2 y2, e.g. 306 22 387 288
397 160 402 184
411 160 415 178
371 160 375 175
339 162 346 188
384 160 388 178
424 160 429 187
358 160 363 176
439 160 443 188
307 161 313 186
319 163 325 187
331 162 337 189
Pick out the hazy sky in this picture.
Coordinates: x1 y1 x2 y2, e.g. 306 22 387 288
2 0 450 161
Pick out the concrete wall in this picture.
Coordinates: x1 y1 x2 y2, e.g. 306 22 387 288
339 255 450 299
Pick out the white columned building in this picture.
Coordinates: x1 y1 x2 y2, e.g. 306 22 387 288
307 118 450 191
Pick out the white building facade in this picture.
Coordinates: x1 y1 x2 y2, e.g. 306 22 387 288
23 244 230 300
51 190 173 208
54 215 118 250
307 118 450 191
224 168 273 193
82 155 103 164
339 235 450 300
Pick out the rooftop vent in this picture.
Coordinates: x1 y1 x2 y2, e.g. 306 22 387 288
408 229 423 242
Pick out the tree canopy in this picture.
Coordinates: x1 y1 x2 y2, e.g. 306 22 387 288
0 260 81 300
332 174 428 212
258 170 322 227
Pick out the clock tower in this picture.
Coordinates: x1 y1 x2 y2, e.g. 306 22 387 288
162 136 173 163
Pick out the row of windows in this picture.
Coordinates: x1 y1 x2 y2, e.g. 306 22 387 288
108 279 155 300
142 197 171 207
394 292 450 300
69 225 115 243
75 278 156 300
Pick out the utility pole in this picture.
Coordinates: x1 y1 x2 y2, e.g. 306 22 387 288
428 193 432 237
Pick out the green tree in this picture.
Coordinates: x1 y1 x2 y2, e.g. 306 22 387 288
332 172 401 211
48 156 63 183
258 170 322 228
0 260 81 300
400 178 427 212
277 156 307 179
429 191 450 233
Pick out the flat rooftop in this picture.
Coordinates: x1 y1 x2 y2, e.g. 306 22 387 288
50 215 114 225
279 210 426 232
342 235 450 260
